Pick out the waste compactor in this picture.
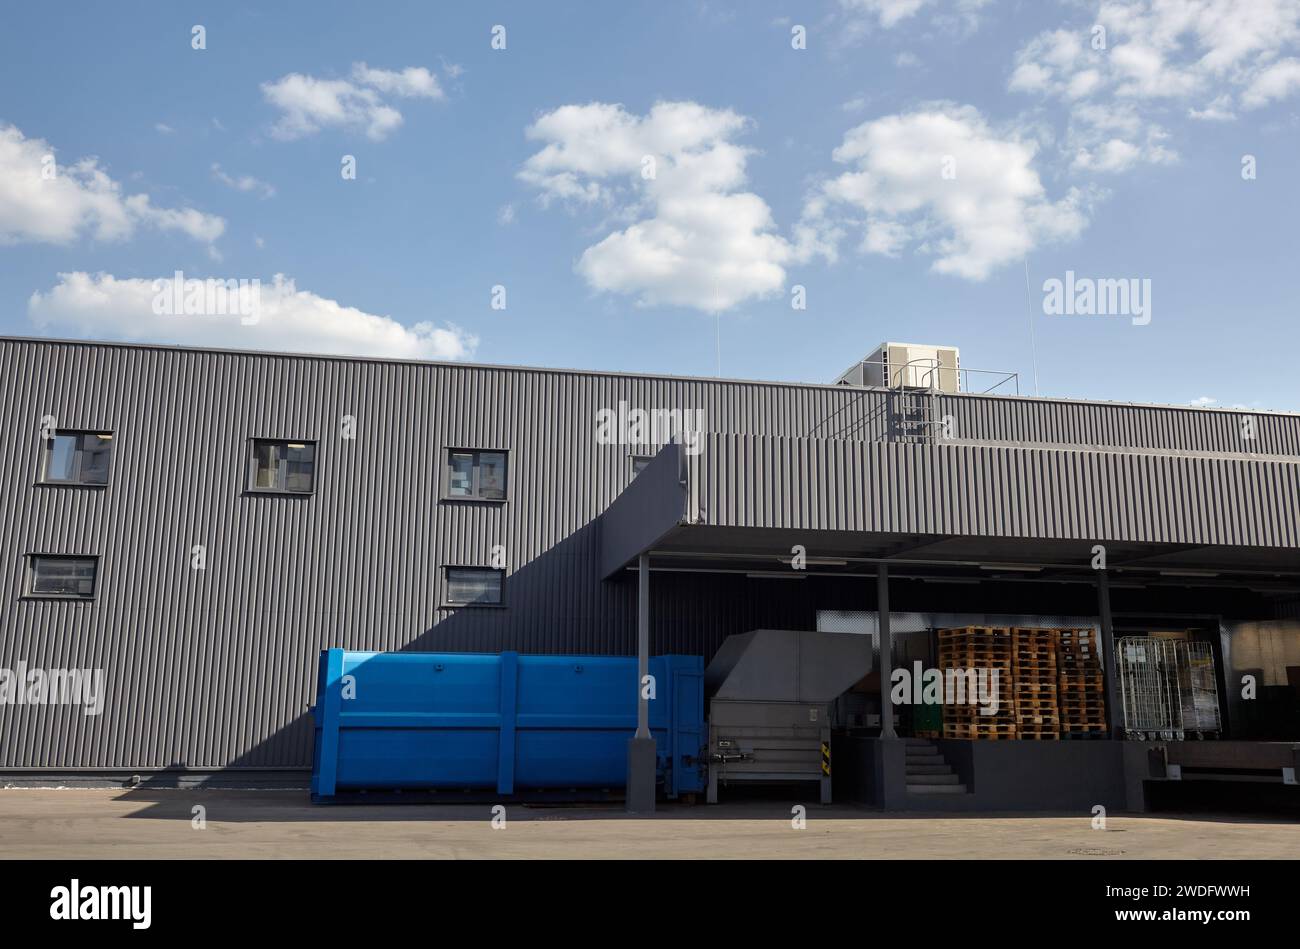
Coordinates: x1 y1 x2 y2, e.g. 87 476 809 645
705 629 873 804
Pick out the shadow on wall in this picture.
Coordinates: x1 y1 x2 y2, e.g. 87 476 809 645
142 521 1286 789
185 538 1150 781
807 389 889 441
200 523 623 778
199 521 851 780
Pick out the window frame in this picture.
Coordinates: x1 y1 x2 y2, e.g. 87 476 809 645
24 553 100 601
38 429 115 487
247 437 318 496
442 447 509 502
441 565 506 608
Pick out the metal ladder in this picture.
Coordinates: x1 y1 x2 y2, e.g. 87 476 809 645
887 357 942 443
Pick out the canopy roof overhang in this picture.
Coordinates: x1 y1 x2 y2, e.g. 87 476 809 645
627 525 1300 595
599 440 1300 593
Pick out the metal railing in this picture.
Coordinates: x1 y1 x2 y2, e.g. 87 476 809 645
846 357 1020 395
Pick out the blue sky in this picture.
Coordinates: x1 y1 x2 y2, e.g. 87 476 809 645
2 1 1299 410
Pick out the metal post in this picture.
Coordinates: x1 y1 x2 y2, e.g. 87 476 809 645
636 553 650 740
626 553 657 812
1096 570 1122 739
878 564 896 739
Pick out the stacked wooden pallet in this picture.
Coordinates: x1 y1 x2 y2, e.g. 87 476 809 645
1011 627 1061 739
937 626 1018 740
1056 627 1108 738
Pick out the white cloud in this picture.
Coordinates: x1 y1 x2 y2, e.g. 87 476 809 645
1070 102 1141 138
1061 101 1178 170
0 124 225 247
1011 1 1300 171
261 62 444 141
350 63 443 99
840 0 929 28
1242 57 1300 108
519 101 828 312
155 123 174 135
838 0 989 29
859 218 912 256
1071 137 1141 173
28 271 477 362
211 163 276 199
1189 395 1218 407
1188 94 1237 121
804 104 1091 280
1009 30 1090 96
1020 1 1300 102
134 201 227 244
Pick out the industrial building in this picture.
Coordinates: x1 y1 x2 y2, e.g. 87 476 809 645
2 336 1298 810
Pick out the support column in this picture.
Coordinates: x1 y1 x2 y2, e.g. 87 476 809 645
878 565 896 739
1096 570 1122 739
626 553 657 812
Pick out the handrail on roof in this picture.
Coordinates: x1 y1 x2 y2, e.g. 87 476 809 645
849 357 1020 396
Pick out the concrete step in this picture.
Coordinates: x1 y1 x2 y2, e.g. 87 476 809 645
904 763 953 776
907 783 969 795
906 772 962 786
901 739 969 794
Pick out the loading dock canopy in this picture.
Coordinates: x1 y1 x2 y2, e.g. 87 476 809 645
599 439 1300 586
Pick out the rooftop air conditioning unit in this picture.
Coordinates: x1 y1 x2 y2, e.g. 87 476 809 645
835 342 960 392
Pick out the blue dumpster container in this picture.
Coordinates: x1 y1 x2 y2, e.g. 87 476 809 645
310 649 705 801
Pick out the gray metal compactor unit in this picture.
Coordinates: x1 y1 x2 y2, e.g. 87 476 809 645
705 629 872 804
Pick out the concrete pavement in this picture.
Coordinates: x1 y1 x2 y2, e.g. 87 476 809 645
2 789 1297 859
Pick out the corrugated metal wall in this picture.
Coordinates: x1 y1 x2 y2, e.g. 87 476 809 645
938 393 1300 455
697 435 1300 547
1 338 1297 771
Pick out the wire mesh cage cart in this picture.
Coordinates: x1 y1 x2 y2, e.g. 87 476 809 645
1117 637 1222 740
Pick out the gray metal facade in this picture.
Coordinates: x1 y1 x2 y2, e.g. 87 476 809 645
1 337 1297 773
693 434 1300 545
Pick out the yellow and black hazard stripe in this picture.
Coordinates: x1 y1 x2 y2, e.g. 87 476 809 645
820 741 831 776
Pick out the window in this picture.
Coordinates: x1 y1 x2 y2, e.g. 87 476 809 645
446 449 507 500
28 555 98 598
631 455 654 478
41 431 113 485
444 567 504 606
251 439 316 493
